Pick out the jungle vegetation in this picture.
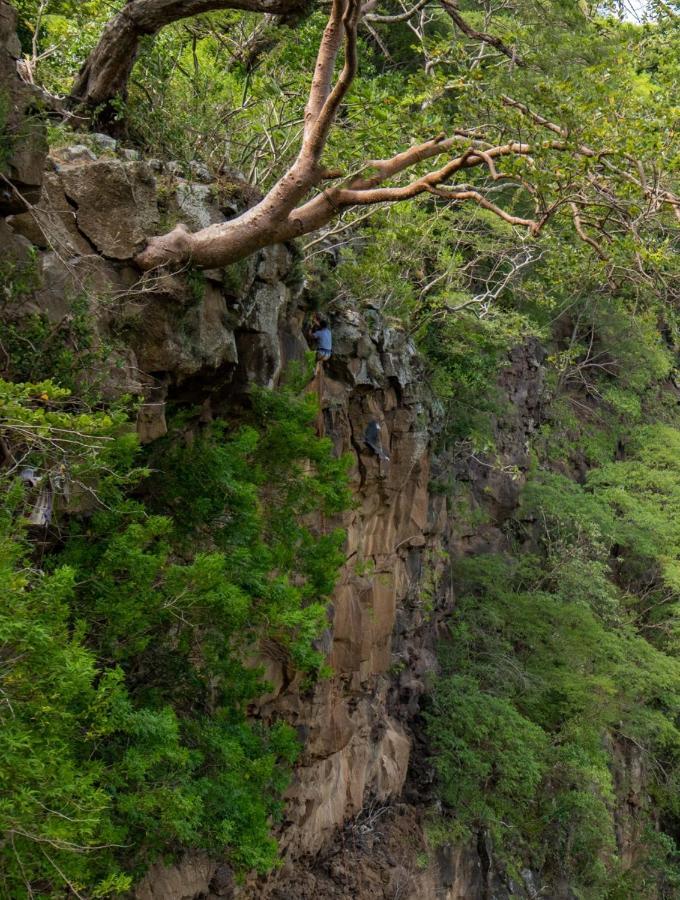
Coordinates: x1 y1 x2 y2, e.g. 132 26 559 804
1 0 679 896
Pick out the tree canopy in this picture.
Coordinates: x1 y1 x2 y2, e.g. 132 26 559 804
12 0 679 271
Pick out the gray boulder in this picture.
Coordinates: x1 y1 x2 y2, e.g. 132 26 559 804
58 159 159 259
0 0 48 213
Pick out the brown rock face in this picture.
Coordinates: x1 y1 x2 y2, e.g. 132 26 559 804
245 312 437 864
2 130 594 899
135 853 216 900
232 320 550 900
1 152 301 446
3 143 547 896
0 1 47 213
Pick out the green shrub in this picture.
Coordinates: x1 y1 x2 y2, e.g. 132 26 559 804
0 375 351 896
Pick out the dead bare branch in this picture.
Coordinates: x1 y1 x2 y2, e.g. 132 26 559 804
442 0 524 66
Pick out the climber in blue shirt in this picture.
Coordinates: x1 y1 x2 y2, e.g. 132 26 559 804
312 316 332 363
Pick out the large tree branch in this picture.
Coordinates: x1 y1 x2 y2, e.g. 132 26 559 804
135 134 546 270
135 0 356 269
71 0 309 110
363 0 431 23
132 0 675 272
304 0 346 129
304 0 361 155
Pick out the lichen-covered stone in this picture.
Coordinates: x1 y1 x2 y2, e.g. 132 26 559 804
53 144 97 164
188 159 212 183
9 171 94 256
175 181 223 230
90 132 117 152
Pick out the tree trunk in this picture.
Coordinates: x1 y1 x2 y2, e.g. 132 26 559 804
71 0 308 112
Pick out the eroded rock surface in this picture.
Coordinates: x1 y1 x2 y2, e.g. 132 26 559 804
2 151 303 443
0 0 48 213
1 133 646 900
0 142 550 900
57 158 159 259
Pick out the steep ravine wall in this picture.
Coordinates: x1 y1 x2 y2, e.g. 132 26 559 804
235 339 549 900
1 122 542 898
1 22 652 896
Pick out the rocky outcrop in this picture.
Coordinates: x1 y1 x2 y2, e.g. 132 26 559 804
3 147 304 443
1 135 549 899
252 307 437 860
0 0 47 213
1 119 648 899
237 326 548 900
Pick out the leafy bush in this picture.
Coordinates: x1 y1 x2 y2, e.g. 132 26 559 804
428 443 680 895
0 376 351 896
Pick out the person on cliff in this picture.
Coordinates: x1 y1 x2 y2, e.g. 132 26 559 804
311 315 332 368
364 420 390 463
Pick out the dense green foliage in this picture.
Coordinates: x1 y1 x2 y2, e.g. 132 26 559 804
0 368 350 896
426 304 680 896
2 0 680 896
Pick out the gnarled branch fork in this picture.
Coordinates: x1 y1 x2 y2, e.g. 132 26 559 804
73 0 525 112
132 0 547 270
134 0 677 271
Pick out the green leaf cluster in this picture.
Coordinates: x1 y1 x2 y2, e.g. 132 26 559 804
428 419 680 896
0 376 351 897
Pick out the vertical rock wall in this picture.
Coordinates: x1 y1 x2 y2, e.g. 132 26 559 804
0 56 652 892
238 324 549 900
0 0 47 213
1 137 550 898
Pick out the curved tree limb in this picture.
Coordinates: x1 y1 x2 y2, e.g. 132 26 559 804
73 0 525 114
569 202 609 260
71 0 309 110
425 185 538 231
135 0 360 269
363 0 431 24
131 0 674 272
133 129 587 270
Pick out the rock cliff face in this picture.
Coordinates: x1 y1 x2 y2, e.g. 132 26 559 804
0 1 47 213
1 128 544 898
0 40 651 897
4 158 545 900
237 333 548 900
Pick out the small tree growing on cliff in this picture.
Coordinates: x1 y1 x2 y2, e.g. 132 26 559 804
68 0 677 273
20 0 680 273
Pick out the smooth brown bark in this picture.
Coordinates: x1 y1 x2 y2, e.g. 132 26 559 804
134 140 540 270
136 0 362 269
131 0 587 272
124 0 678 272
